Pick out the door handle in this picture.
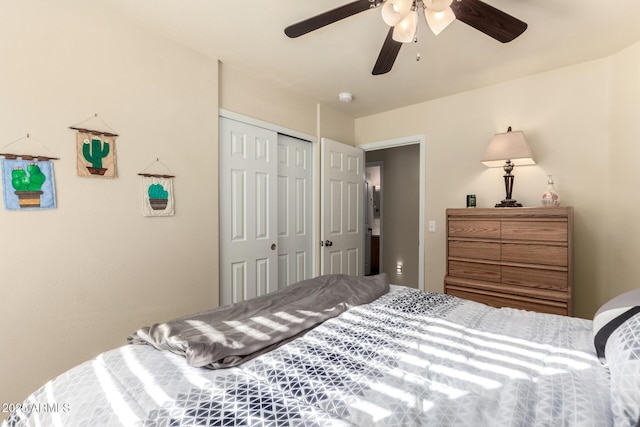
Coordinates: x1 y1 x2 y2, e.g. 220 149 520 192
324 240 333 247
271 243 277 250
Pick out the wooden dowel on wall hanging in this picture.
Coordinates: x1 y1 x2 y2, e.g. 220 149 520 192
69 126 119 138
137 173 175 178
0 153 60 161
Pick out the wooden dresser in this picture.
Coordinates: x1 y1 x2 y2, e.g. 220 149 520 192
444 207 573 315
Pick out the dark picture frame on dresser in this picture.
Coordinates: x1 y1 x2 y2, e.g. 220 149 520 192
444 207 573 315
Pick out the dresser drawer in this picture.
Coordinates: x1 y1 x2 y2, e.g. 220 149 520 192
449 240 501 261
502 265 568 290
448 220 500 239
502 220 567 242
445 286 568 315
448 260 500 283
502 243 567 267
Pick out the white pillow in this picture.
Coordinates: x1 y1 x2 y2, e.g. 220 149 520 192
602 311 640 426
593 289 640 426
593 288 640 361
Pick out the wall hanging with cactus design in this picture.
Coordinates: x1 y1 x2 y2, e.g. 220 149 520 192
72 129 117 178
139 159 175 216
140 175 174 216
1 157 57 210
0 134 59 210
70 114 118 178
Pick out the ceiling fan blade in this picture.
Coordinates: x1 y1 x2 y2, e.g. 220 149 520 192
372 27 403 75
285 0 376 38
450 0 527 43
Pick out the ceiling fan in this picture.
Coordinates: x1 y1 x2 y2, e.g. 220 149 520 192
285 0 527 75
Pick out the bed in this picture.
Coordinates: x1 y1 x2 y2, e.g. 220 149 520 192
3 274 639 426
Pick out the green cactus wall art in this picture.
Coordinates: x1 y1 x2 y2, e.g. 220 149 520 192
142 176 174 216
2 159 57 210
74 130 117 178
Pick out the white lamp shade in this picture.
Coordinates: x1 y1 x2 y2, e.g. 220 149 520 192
481 129 535 167
424 0 453 12
423 6 455 35
392 10 418 43
381 0 413 26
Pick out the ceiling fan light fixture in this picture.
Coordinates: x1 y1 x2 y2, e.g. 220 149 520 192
381 0 413 26
423 6 455 35
285 0 528 76
424 0 453 12
392 9 418 43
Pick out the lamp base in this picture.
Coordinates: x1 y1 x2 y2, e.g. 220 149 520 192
495 199 522 208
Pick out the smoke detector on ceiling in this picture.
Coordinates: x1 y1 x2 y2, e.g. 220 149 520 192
338 92 353 103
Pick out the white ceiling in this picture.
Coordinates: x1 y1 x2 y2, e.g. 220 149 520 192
95 0 640 118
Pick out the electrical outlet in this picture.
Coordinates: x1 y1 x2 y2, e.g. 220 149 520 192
428 220 436 232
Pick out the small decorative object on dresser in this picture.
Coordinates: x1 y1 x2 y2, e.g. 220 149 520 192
444 207 573 315
541 174 561 206
466 194 476 208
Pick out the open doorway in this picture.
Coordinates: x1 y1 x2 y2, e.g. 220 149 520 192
365 162 382 276
362 142 422 288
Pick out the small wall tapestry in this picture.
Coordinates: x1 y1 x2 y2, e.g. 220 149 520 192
0 134 59 210
70 114 118 178
139 159 175 217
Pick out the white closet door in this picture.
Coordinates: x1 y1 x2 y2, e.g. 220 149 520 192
219 118 278 305
277 135 313 289
320 138 365 276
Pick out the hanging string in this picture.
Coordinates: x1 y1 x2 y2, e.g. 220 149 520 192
138 158 175 178
0 133 59 161
69 113 119 137
1 133 31 149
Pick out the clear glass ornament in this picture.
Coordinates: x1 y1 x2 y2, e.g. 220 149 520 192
541 174 560 206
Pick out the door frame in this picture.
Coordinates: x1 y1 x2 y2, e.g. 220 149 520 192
219 108 319 280
358 135 425 291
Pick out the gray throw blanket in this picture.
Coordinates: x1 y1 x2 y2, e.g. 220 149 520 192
128 273 389 368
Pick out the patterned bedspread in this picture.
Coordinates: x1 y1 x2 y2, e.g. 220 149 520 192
4 286 614 426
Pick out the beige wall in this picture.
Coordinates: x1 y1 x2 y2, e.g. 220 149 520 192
219 63 318 137
607 41 640 310
318 104 356 145
366 145 420 287
219 63 355 146
0 0 219 414
355 47 640 320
